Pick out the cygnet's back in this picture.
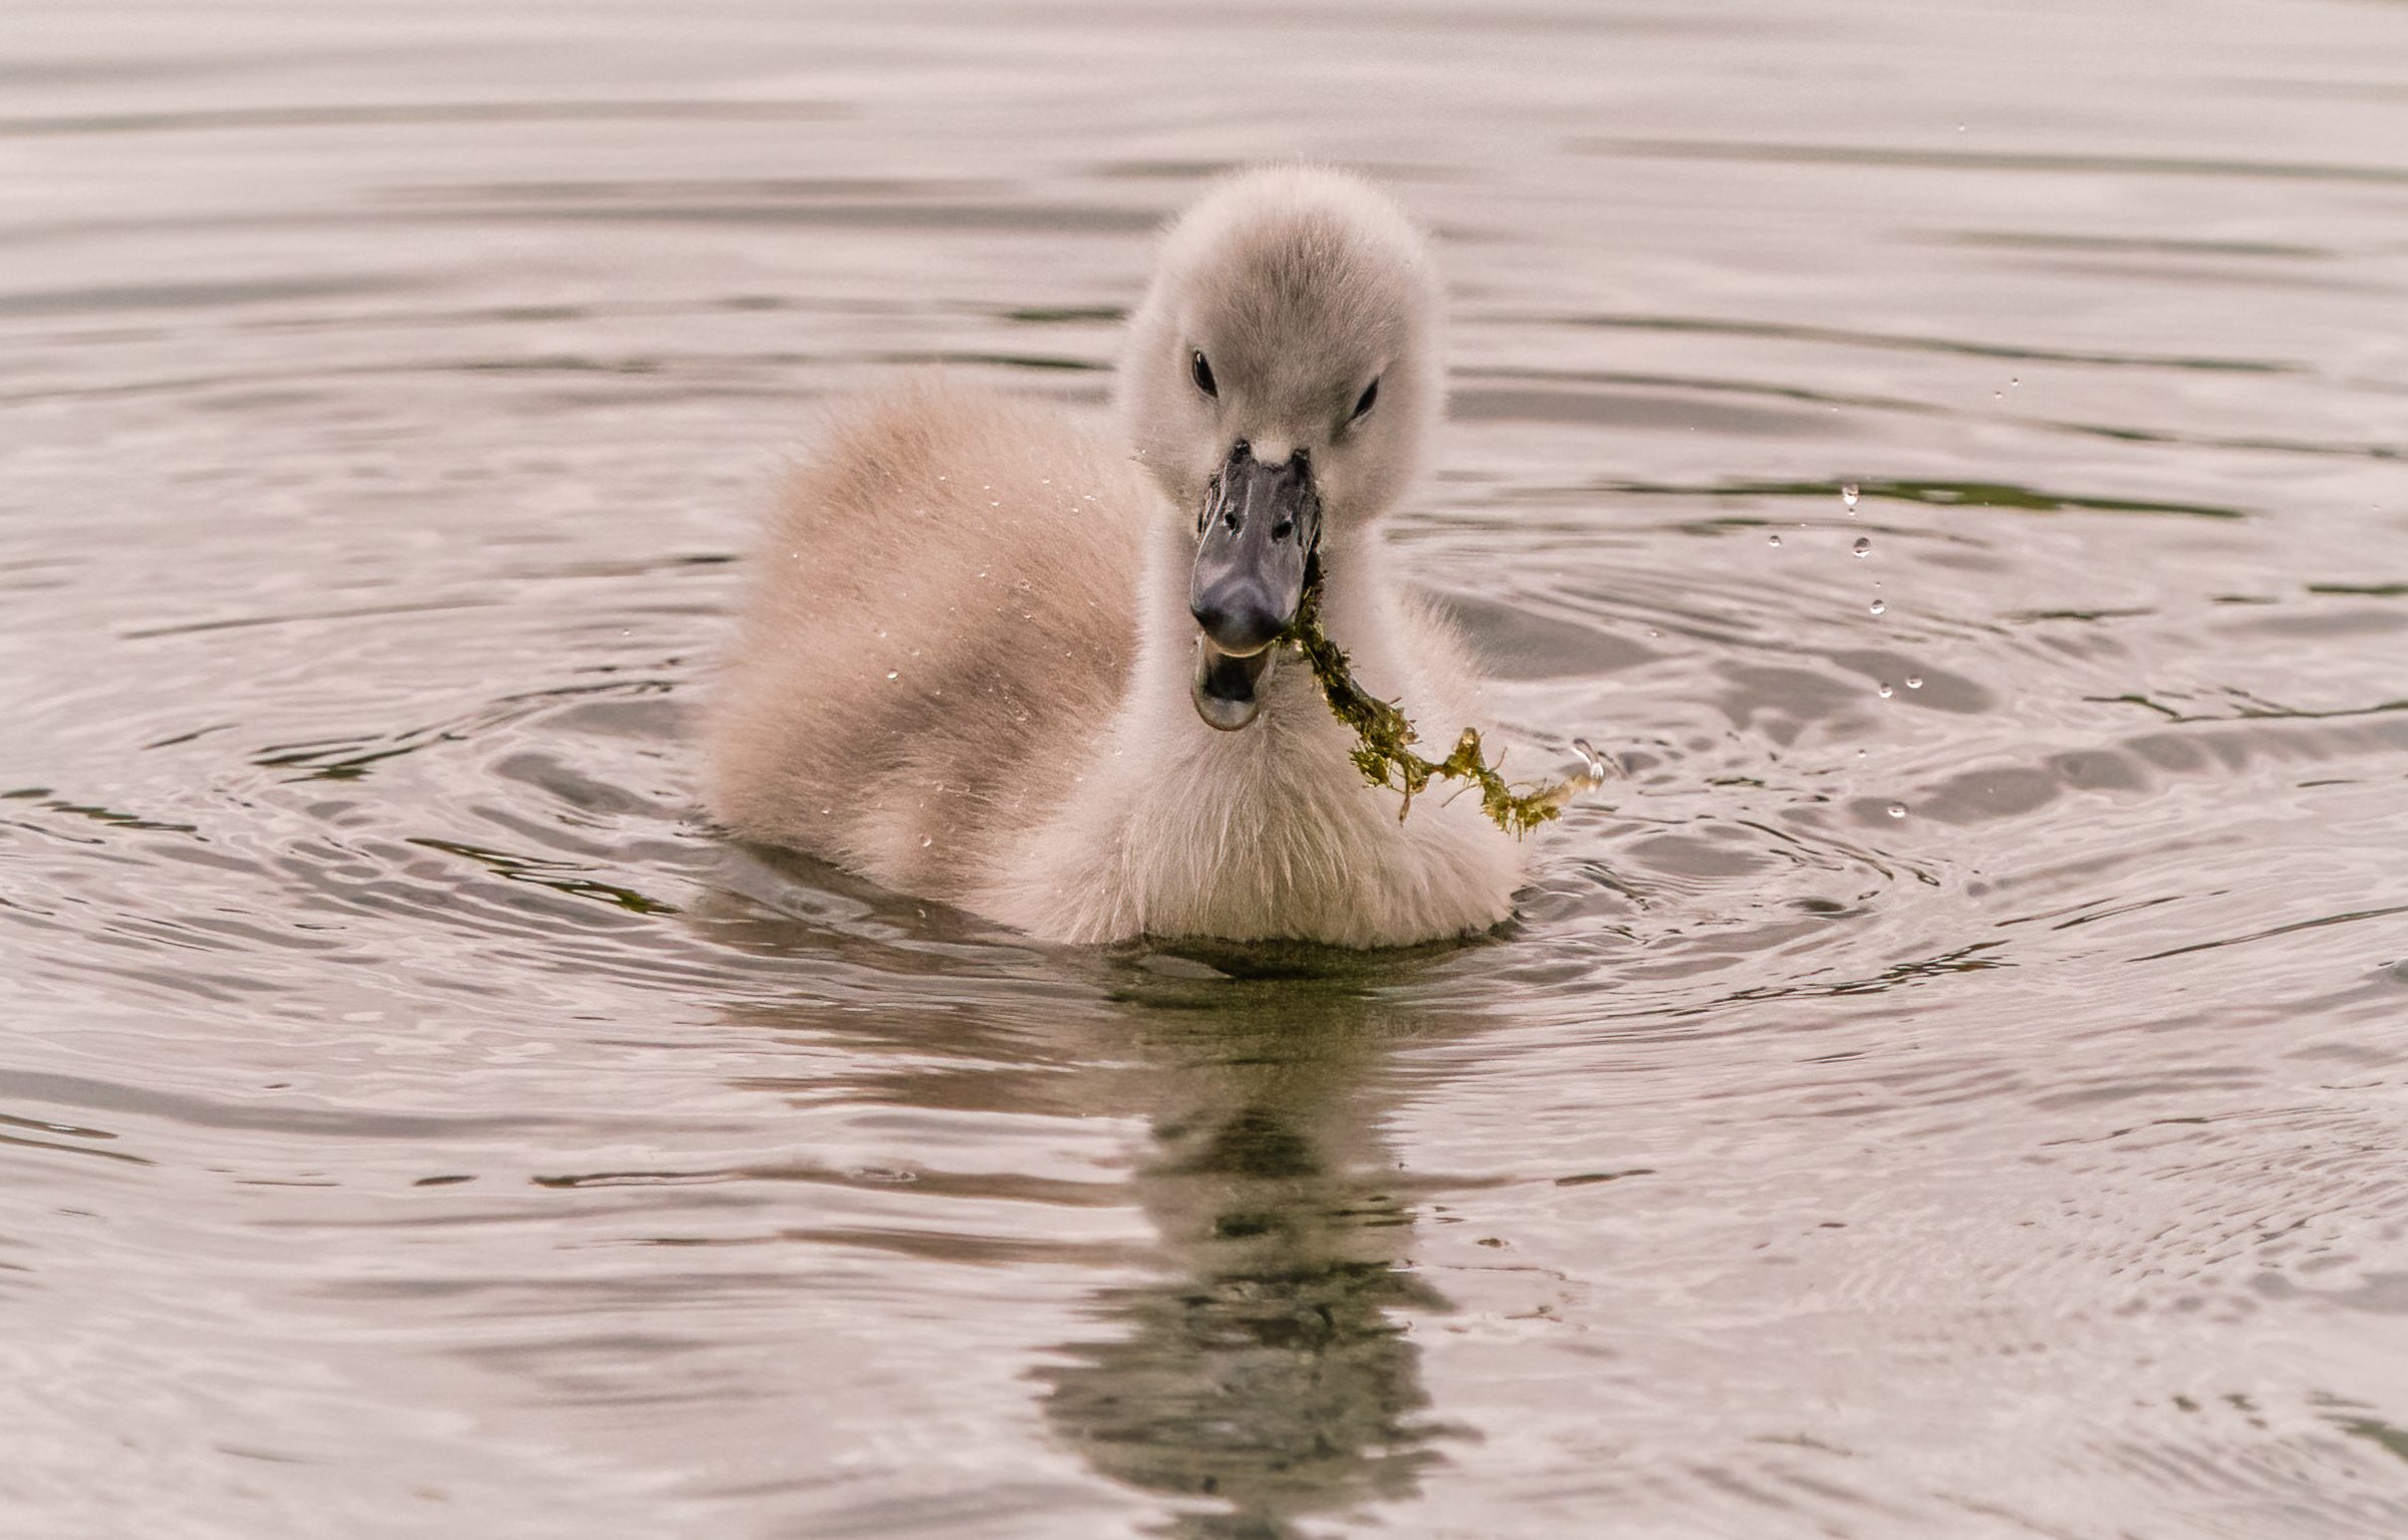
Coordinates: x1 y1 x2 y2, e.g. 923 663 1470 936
705 379 1157 900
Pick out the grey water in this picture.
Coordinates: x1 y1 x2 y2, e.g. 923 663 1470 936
5 1 2408 1535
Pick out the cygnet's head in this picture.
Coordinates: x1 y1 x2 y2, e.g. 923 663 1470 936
1117 166 1445 730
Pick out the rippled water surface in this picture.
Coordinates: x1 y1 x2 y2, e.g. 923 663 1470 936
7 2 2408 1535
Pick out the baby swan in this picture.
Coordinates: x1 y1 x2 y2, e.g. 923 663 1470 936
706 166 1526 946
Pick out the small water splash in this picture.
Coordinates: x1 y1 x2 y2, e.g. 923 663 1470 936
1524 736 1623 821
1869 598 1887 617
1841 482 1860 512
1852 537 1872 558
1569 736 1621 787
1886 801 1908 818
1906 675 1924 690
1878 681 1894 698
1767 533 1782 548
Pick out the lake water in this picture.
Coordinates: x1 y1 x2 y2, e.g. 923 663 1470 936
5 2 2408 1535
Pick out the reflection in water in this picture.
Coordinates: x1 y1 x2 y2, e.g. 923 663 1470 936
1038 960 1462 1539
698 873 1478 1537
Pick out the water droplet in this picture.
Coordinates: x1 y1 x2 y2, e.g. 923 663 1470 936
1767 533 1782 548
1887 802 1907 818
875 628 887 638
1568 736 1620 787
1906 675 1924 689
1852 537 1872 557
2009 377 2019 387
1877 682 1894 698
885 670 899 680
920 836 933 848
1840 483 1859 511
1856 748 1867 759
1869 598 1886 616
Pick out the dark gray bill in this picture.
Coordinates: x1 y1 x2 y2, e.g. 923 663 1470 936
1188 441 1320 731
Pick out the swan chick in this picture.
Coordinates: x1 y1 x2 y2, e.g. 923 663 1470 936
706 166 1528 946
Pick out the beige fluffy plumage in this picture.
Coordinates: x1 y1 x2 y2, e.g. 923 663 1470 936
705 166 1527 945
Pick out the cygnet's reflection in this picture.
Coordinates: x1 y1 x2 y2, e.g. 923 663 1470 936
698 859 1480 1538
1036 951 1471 1539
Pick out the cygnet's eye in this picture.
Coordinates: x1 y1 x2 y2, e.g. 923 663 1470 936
1350 377 1380 422
1190 350 1217 399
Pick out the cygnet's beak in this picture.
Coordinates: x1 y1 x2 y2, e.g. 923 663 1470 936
1188 440 1320 731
